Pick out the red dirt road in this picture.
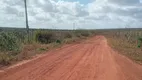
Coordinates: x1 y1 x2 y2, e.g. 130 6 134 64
0 36 142 80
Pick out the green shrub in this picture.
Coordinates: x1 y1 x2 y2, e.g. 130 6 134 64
56 39 61 44
34 31 56 44
12 30 27 43
0 32 22 65
137 37 142 48
0 32 22 52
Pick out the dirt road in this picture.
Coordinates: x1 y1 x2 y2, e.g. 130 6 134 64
0 36 142 80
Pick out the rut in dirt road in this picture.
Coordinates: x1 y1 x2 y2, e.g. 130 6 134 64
0 36 142 80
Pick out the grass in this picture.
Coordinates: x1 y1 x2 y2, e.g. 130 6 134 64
0 29 93 67
106 33 142 64
1 28 142 66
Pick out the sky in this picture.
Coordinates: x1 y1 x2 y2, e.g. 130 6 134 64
0 0 142 29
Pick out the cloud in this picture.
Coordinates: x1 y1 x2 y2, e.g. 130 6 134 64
87 0 142 25
107 0 140 5
4 6 18 14
2 0 24 6
56 1 89 17
0 0 142 29
33 0 58 13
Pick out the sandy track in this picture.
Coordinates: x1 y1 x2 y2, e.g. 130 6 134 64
0 36 142 80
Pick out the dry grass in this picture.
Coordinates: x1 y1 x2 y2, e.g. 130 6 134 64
0 35 91 68
0 43 47 67
107 36 142 64
0 29 95 68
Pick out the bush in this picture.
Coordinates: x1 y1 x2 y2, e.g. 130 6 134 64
0 32 22 65
0 53 13 65
34 31 56 44
137 37 142 48
80 32 90 37
64 32 72 38
56 39 61 44
12 30 27 43
0 32 22 52
74 30 91 37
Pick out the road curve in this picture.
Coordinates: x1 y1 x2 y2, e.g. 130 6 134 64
0 36 142 80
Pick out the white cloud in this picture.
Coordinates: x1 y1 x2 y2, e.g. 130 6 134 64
0 0 142 29
107 0 140 5
56 1 89 17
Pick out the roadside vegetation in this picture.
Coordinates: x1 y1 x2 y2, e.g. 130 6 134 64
1 28 142 67
0 28 95 67
102 29 142 64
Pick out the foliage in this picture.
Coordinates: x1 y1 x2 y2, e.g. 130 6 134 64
137 37 142 48
103 30 142 64
56 40 61 44
0 32 22 65
34 30 56 44
0 29 95 66
0 32 22 52
0 52 16 65
64 32 73 38
75 30 91 37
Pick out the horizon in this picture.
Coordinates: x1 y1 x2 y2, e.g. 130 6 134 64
0 26 142 30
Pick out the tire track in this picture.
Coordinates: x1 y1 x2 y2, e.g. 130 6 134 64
1 36 142 80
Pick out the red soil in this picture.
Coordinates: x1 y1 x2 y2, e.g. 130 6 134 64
0 36 142 80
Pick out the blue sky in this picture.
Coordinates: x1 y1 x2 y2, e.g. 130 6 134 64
0 0 142 29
